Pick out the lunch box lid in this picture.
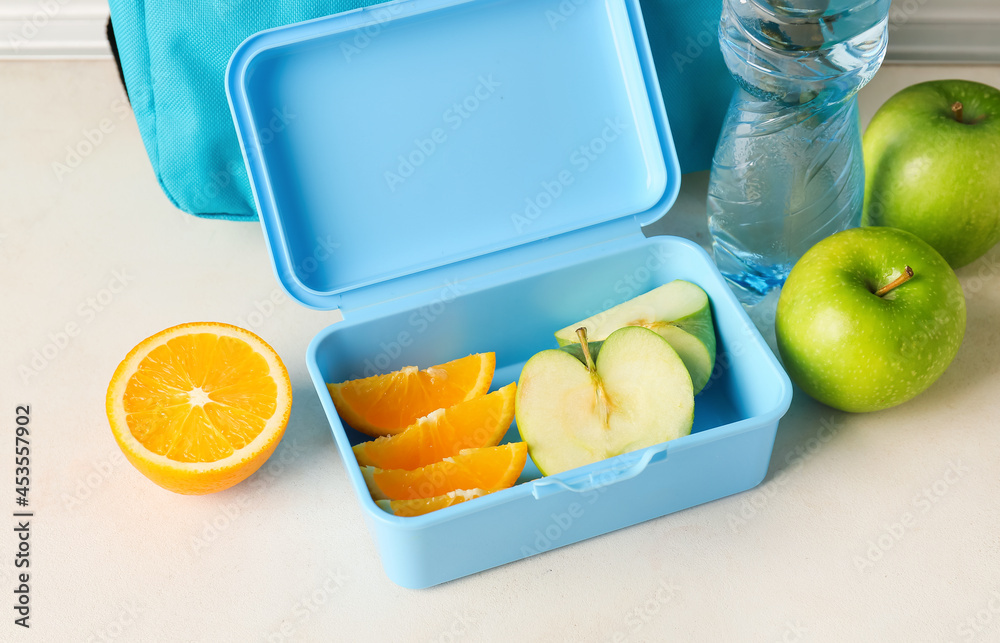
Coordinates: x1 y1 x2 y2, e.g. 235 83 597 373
226 0 681 311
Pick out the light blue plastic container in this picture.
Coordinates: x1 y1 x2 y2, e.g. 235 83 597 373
227 0 792 588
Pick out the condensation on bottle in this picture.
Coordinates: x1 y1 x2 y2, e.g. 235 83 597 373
708 0 890 305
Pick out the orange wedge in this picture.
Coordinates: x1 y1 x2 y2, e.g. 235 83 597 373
352 383 516 469
376 489 488 517
361 442 527 500
328 353 495 437
106 322 292 495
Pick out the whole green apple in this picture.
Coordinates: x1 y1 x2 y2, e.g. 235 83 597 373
775 227 965 413
863 79 1000 268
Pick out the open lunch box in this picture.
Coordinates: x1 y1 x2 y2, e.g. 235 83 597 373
226 0 792 588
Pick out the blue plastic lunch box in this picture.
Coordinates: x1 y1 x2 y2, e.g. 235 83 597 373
227 0 792 588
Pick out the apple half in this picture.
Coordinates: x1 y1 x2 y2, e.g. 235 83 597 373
554 280 716 393
516 326 694 477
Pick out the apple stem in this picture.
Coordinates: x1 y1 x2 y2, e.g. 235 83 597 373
952 101 964 123
575 327 596 373
875 266 914 297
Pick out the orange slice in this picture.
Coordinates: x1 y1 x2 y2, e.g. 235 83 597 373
106 322 292 495
361 442 527 500
376 489 488 517
328 353 495 437
352 383 516 469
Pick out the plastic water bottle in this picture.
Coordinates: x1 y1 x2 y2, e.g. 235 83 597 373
708 0 890 305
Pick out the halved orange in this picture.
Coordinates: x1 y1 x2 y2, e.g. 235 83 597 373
106 322 292 495
361 442 527 500
352 383 516 469
376 489 487 517
328 353 494 437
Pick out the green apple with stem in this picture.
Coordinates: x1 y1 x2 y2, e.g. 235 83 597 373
775 226 965 413
863 79 1000 268
554 280 716 393
516 325 693 476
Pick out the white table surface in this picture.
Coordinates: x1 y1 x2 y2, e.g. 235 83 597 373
3 59 1000 642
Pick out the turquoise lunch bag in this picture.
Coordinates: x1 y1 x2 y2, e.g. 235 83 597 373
108 0 733 220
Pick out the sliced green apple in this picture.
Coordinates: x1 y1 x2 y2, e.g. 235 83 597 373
558 339 603 365
516 326 694 477
554 280 716 394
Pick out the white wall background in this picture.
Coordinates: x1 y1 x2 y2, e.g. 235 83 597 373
0 0 109 58
0 0 997 60
886 0 1000 63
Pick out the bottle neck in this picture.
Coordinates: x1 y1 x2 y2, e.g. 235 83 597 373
720 0 890 106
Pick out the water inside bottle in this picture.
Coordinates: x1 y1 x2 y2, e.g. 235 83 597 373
708 0 889 305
